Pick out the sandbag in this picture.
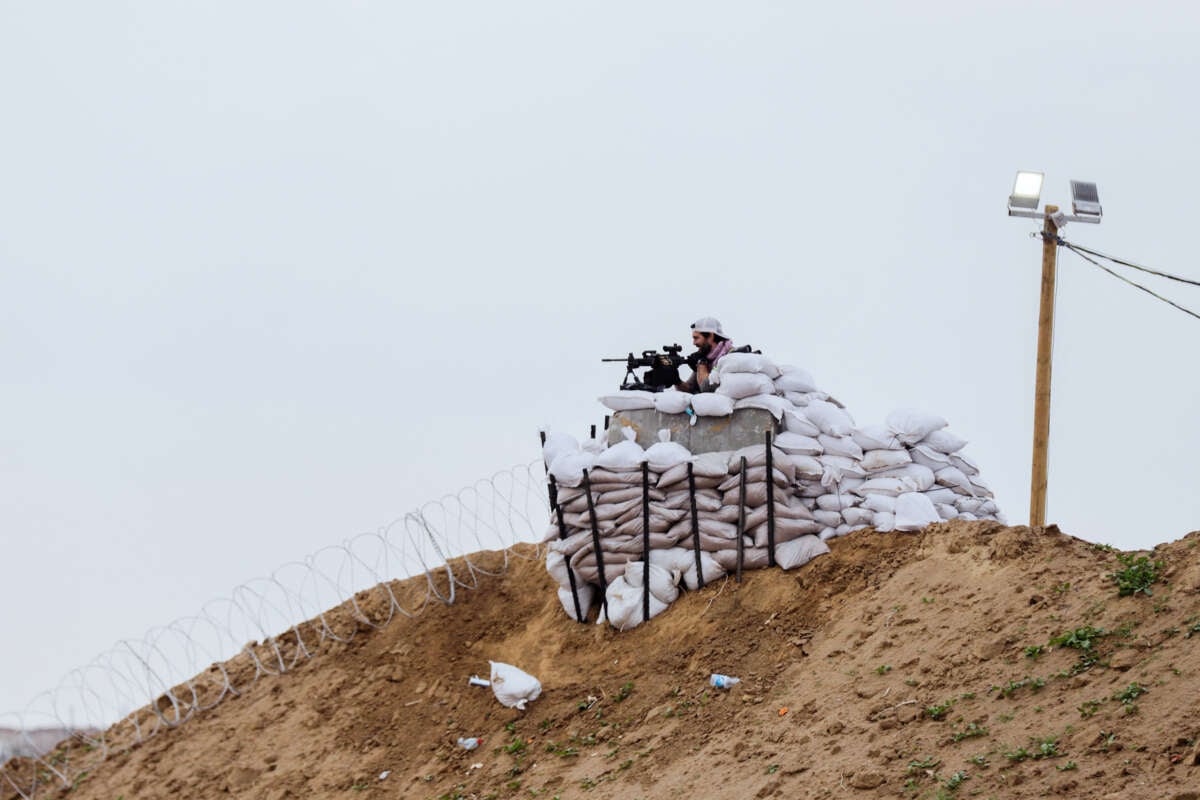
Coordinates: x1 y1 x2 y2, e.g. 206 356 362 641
855 477 912 497
542 431 581 471
861 494 896 514
775 432 823 456
549 451 595 488
600 391 656 412
750 517 823 547
816 492 859 512
622 560 681 604
717 466 791 491
873 511 896 532
716 352 782 378
812 509 843 527
818 434 864 460
852 424 903 451
714 372 775 399
595 428 646 471
921 428 968 454
603 576 669 631
861 448 912 472
909 444 952 470
653 389 692 414
691 393 735 416
774 367 819 393
934 466 974 495
558 584 595 621
885 408 948 445
842 507 875 526
782 409 821 437
873 463 936 491
805 399 855 436
644 430 692 471
681 551 726 590
733 393 791 420
894 492 941 531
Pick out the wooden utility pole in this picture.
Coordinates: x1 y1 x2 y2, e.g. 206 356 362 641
1029 206 1059 528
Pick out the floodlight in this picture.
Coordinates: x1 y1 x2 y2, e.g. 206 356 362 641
1008 170 1044 214
1070 180 1102 219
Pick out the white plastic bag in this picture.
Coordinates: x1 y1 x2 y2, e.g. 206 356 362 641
489 661 543 710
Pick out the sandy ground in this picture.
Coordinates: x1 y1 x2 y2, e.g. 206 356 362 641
7 520 1200 800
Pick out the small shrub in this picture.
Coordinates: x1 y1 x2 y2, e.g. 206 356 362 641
1110 553 1165 597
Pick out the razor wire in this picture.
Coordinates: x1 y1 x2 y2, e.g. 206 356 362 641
0 460 550 800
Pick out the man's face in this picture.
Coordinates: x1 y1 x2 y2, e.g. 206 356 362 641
692 331 713 353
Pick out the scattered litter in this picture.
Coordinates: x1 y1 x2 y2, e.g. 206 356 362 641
710 673 741 689
468 763 483 771
468 675 491 688
378 771 390 781
489 661 542 710
457 737 481 751
778 707 789 716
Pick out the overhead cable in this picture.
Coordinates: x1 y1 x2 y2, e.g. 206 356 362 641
1056 237 1200 288
1055 239 1200 322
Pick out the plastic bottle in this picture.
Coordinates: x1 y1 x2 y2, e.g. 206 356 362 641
457 737 481 751
709 673 741 689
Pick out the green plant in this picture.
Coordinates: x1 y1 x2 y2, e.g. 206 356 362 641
967 754 988 767
943 771 969 790
926 701 954 720
1110 553 1165 597
1057 761 1078 771
504 737 528 755
766 764 779 774
875 664 892 675
1024 645 1044 660
907 756 941 775
615 682 634 702
1113 683 1147 705
952 722 989 742
1078 699 1103 718
1053 581 1071 594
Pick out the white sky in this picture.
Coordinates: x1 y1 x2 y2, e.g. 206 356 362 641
3 1 1198 719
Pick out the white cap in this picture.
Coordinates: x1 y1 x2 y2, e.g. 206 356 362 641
690 316 726 337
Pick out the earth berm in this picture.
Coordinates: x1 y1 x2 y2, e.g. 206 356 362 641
11 521 1200 799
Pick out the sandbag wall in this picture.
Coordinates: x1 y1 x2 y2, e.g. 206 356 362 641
541 436 830 631
542 352 1005 629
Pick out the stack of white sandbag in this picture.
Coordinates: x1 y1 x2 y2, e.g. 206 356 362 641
556 351 1006 627
541 430 830 629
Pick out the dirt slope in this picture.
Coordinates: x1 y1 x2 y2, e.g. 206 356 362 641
10 521 1200 800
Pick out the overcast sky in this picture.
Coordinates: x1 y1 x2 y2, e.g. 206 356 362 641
3 1 1198 720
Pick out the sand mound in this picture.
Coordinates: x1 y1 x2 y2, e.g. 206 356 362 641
9 521 1200 799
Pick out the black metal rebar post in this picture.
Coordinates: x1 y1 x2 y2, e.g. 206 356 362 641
641 461 651 623
688 461 703 589
548 475 586 622
765 431 777 567
737 455 747 583
582 469 609 618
